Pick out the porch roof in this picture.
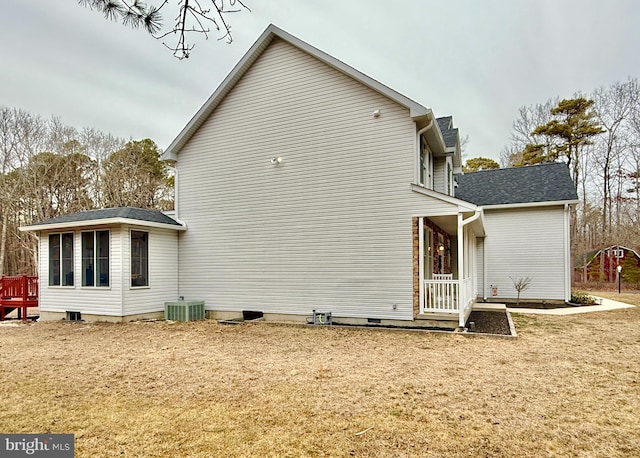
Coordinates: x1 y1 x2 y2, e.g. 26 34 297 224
411 184 478 212
411 184 485 236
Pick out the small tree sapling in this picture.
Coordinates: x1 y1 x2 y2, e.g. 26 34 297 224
509 276 532 305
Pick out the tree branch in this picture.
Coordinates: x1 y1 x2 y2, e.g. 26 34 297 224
79 0 250 59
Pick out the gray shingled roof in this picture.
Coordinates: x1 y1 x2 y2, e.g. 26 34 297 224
436 116 457 148
441 128 458 149
30 207 182 227
455 162 578 206
436 116 452 131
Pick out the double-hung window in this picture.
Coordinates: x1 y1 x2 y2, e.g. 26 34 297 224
49 233 74 286
419 136 433 189
419 137 426 185
82 230 110 287
131 230 149 287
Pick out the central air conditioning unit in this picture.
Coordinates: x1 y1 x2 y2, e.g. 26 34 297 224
164 300 205 321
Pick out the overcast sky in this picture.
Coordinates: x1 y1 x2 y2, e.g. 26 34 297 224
2 0 640 162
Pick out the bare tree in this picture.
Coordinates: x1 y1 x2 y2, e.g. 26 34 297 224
102 138 170 209
79 0 250 59
0 108 47 276
592 78 639 242
499 98 559 167
79 127 126 207
509 276 532 305
0 106 131 275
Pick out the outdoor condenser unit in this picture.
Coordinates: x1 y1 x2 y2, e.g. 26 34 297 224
164 300 205 322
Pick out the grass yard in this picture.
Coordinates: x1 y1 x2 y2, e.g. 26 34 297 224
1 304 639 457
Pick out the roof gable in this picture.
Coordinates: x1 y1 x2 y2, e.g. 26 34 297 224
455 162 579 206
163 24 432 161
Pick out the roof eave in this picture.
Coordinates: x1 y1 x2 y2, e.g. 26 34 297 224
20 217 187 233
481 199 580 210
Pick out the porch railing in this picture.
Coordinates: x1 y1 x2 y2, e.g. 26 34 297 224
422 277 475 327
423 279 459 313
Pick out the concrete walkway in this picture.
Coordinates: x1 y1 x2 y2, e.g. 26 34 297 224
507 296 635 315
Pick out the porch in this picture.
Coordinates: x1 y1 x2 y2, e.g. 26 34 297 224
414 210 484 327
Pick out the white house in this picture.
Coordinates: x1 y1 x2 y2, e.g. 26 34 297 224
21 25 578 327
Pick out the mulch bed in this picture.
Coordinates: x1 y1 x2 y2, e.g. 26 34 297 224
466 310 513 335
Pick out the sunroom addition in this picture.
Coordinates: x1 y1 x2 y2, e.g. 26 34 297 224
20 207 186 322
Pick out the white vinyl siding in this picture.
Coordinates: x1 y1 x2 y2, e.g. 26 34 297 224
176 38 452 321
433 156 454 196
482 206 568 301
433 157 446 195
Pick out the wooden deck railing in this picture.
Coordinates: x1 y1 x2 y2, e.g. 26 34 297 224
0 275 39 322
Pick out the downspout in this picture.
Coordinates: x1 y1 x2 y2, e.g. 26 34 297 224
457 209 483 327
165 163 186 227
415 119 436 314
483 235 488 302
165 162 184 302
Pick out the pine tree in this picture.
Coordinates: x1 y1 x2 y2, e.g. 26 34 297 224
528 97 604 187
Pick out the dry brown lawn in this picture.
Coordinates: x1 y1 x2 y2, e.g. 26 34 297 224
1 304 639 457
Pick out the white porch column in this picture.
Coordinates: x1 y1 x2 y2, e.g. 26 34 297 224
457 213 464 327
418 217 424 314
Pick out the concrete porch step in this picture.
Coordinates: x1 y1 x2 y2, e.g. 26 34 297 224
472 303 507 312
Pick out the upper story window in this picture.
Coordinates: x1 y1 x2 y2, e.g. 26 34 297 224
82 230 110 287
49 233 74 286
131 230 149 287
419 136 433 189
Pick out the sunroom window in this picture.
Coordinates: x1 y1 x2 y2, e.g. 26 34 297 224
131 230 149 287
49 233 74 286
82 230 110 287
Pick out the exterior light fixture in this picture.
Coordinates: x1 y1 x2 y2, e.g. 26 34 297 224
438 244 445 252
617 265 622 294
373 109 381 118
270 157 282 165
